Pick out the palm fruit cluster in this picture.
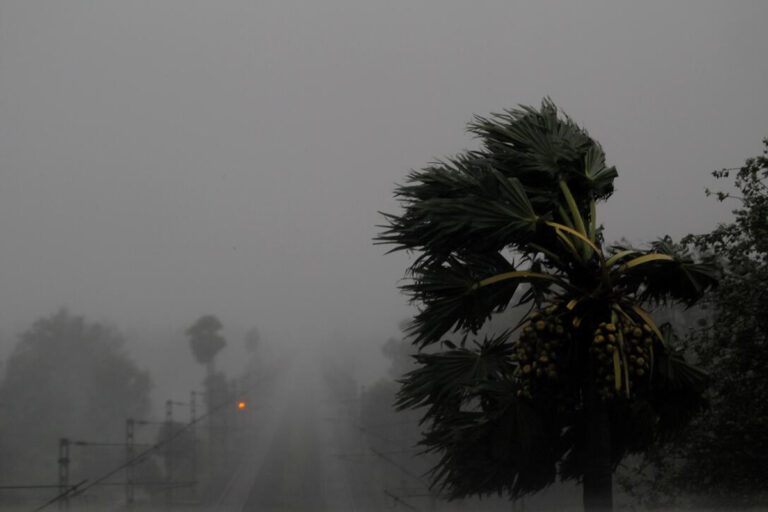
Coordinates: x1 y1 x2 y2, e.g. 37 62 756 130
590 320 654 401
512 307 569 400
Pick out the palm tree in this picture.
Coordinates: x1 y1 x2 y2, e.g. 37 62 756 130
186 314 227 377
377 100 718 511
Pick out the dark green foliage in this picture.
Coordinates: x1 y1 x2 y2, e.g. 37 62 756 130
469 104 618 206
625 139 768 507
377 100 717 504
611 238 720 307
400 252 519 347
397 334 567 498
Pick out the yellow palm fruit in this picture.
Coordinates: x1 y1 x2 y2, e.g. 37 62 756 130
605 323 617 333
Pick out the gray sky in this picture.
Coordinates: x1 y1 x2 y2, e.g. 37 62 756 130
0 1 766 358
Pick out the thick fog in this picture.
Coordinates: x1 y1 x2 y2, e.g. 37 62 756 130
0 1 767 510
2 1 766 350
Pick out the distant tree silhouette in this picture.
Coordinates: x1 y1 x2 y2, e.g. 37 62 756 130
0 309 151 484
185 314 226 376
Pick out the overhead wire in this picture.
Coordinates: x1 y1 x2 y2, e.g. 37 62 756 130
31 368 275 512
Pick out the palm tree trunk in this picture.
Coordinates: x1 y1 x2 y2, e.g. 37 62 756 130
583 380 613 511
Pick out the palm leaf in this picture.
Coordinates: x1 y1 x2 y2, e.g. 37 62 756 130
650 346 709 437
397 333 515 413
469 99 616 213
398 331 585 498
377 159 545 259
402 252 563 347
613 237 720 306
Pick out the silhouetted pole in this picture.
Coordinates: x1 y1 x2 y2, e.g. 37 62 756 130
190 391 198 502
57 438 69 511
165 400 173 509
125 419 135 507
206 362 214 464
223 381 233 465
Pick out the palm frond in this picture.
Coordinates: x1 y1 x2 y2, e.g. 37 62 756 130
420 395 565 499
613 237 720 306
582 144 619 201
650 346 709 437
468 99 617 216
377 158 545 259
402 252 563 347
398 337 567 498
396 332 516 414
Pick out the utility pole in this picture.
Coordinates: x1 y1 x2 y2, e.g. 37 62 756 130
164 398 193 508
223 381 233 466
126 418 135 507
165 400 173 509
190 391 198 502
58 438 69 511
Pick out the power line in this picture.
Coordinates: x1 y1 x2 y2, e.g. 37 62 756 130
0 486 71 490
32 371 269 512
384 489 420 511
29 480 87 512
368 447 423 482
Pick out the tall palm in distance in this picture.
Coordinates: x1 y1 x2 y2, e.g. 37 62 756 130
377 100 718 511
186 314 227 378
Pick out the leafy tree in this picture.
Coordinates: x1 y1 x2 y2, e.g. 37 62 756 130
185 314 226 375
625 138 768 508
377 100 718 511
0 309 151 484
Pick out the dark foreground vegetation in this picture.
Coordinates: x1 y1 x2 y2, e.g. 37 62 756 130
379 101 767 510
619 138 768 509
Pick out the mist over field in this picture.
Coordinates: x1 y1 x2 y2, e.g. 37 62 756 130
0 1 766 510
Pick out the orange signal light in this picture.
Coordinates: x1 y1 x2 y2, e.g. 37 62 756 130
237 401 246 410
